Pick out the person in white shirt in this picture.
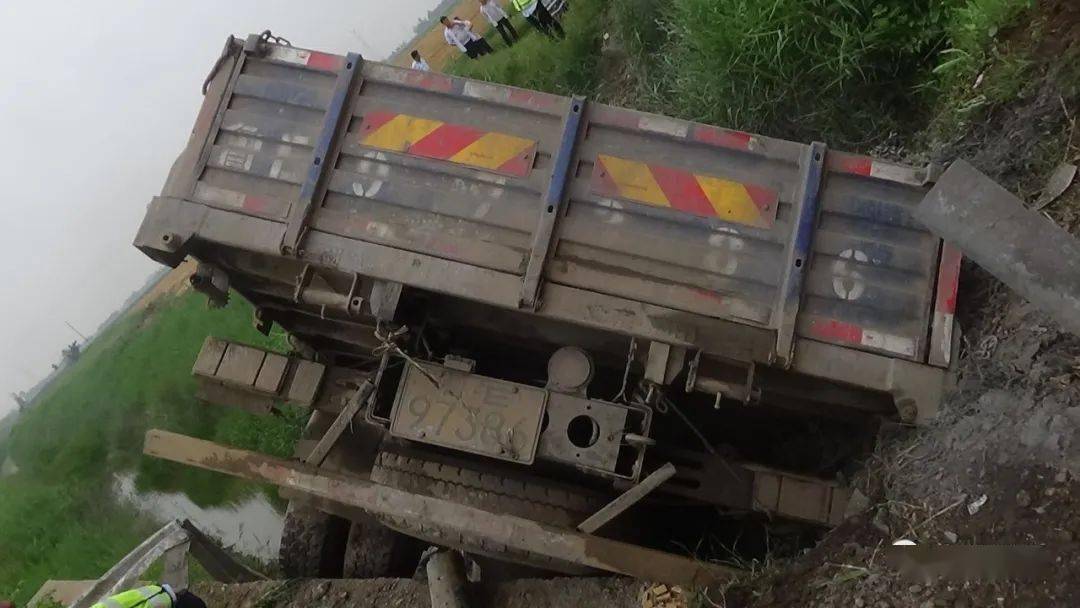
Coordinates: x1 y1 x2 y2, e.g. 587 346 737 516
410 50 431 71
441 16 493 59
479 0 519 47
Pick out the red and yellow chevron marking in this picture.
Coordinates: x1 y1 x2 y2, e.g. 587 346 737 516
591 155 779 229
358 110 536 177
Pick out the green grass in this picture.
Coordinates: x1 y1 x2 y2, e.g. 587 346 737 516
0 412 14 464
448 0 1038 149
0 291 305 604
920 0 1037 142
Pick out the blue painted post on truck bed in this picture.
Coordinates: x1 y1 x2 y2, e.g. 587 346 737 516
282 51 363 255
520 95 587 310
775 141 827 364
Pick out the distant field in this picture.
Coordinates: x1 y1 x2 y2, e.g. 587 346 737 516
129 259 196 314
391 0 488 70
391 0 564 71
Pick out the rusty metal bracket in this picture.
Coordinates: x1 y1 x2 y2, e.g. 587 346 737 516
190 263 230 308
775 141 827 365
345 273 364 317
520 95 587 310
281 52 363 256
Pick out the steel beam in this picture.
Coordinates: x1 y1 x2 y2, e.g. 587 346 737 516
143 430 736 588
915 159 1080 336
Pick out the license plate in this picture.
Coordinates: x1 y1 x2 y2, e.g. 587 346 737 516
389 363 547 464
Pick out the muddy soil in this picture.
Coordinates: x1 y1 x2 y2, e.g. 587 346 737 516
193 577 644 608
719 2 1080 606
723 281 1080 608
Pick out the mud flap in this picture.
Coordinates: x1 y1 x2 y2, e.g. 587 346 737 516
915 160 1080 336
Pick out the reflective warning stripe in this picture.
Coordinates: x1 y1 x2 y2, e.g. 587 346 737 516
265 46 344 71
929 242 962 367
827 152 928 186
193 183 289 218
358 110 537 177
591 155 779 229
807 318 917 358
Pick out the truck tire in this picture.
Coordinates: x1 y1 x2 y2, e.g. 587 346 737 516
342 517 420 578
368 449 602 573
279 501 350 578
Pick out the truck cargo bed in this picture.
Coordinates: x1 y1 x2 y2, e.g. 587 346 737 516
137 35 958 422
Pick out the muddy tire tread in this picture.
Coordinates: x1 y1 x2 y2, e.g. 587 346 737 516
370 451 599 527
369 450 600 573
279 502 349 578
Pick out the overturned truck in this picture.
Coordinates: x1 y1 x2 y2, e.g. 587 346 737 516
137 33 960 582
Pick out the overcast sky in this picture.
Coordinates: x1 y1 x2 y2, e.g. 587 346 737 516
0 0 440 417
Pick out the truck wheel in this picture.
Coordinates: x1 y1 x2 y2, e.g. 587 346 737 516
369 449 602 573
279 501 349 578
343 517 420 578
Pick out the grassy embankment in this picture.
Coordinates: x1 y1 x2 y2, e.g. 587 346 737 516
0 292 305 604
449 0 1048 150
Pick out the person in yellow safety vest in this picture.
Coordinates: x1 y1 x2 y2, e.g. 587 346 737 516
512 0 565 39
90 584 206 608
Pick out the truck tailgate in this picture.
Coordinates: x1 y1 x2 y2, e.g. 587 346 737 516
159 40 947 366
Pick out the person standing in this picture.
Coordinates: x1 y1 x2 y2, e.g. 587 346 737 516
441 16 494 59
410 50 431 71
512 0 565 39
479 0 519 48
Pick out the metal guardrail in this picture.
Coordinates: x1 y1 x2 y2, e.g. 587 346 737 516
65 520 263 608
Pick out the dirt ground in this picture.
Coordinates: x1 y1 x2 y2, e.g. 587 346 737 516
716 3 1080 606
193 577 645 608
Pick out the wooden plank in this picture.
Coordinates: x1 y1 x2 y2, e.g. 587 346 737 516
217 343 266 387
143 430 736 588
192 337 228 377
286 360 326 405
578 463 677 534
304 381 373 466
254 353 290 394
